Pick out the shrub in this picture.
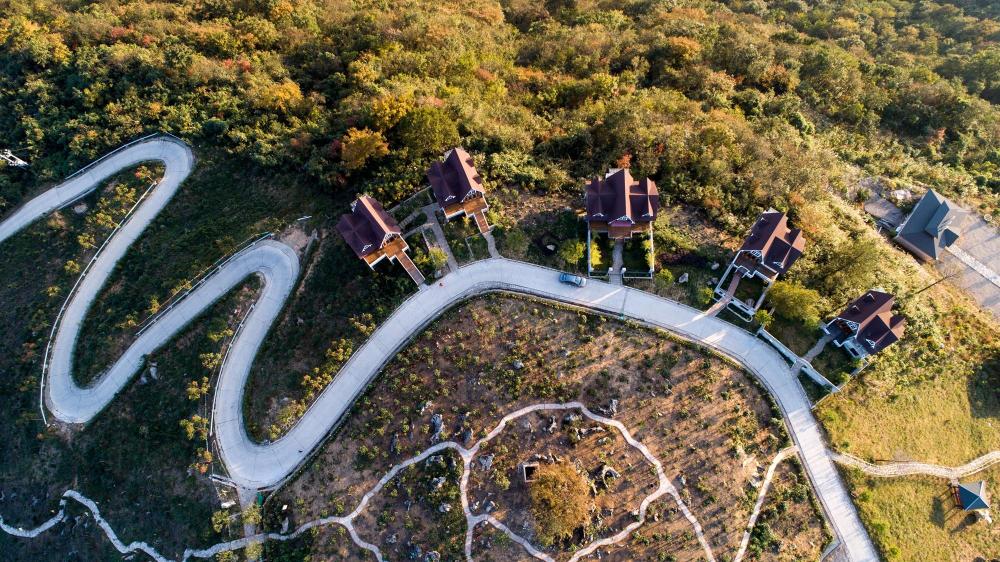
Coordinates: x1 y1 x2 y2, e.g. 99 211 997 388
529 462 593 547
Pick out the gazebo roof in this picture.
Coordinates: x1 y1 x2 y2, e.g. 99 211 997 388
957 480 990 510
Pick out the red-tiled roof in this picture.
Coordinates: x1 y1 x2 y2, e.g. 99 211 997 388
428 147 485 207
336 195 401 258
585 169 660 225
835 290 906 354
740 210 804 276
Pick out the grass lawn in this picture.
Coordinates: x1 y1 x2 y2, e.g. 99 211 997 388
622 235 652 275
811 345 856 386
842 466 999 561
590 232 612 273
468 233 490 261
441 214 477 265
767 316 820 357
405 232 437 281
732 272 767 305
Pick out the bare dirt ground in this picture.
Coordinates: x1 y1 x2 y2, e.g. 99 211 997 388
466 407 659 559
270 295 823 560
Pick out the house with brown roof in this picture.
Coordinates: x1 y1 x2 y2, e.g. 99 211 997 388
585 168 660 240
821 290 906 359
428 147 490 234
733 210 805 281
714 209 805 319
336 195 425 285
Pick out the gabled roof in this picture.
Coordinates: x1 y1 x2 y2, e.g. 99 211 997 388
957 481 990 510
336 195 401 259
585 168 660 225
833 290 906 355
895 190 967 261
739 210 805 276
428 147 485 207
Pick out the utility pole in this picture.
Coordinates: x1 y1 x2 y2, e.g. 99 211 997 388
0 149 28 168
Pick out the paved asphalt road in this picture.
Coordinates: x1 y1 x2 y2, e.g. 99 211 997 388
0 137 879 561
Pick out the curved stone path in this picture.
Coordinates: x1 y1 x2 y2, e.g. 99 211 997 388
0 137 878 560
733 446 798 562
831 450 1000 480
1 402 715 562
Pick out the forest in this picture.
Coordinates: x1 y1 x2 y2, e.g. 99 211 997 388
2 1 1000 561
2 0 1000 225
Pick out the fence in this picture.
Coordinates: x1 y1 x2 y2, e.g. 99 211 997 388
756 328 839 393
38 179 160 425
135 232 273 337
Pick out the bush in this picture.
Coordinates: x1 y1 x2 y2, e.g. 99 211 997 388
558 239 585 269
529 462 593 547
767 280 823 329
655 268 675 289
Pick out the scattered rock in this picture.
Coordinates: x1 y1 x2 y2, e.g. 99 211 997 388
430 414 444 442
386 533 398 545
406 542 423 559
280 517 289 534
460 428 472 444
426 455 445 468
425 552 441 562
545 416 557 433
72 202 88 214
478 455 494 472
484 500 497 513
601 399 619 417
599 464 621 482
677 272 689 284
512 359 525 370
418 401 432 415
430 477 446 490
710 262 720 270
546 244 556 252
438 502 452 513
563 413 581 424
579 426 607 437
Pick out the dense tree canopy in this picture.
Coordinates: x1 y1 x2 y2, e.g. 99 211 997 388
3 0 1000 224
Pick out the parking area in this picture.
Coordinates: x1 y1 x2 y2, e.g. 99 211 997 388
940 215 1000 319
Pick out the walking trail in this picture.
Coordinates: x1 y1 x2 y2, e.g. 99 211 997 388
733 446 798 562
831 450 1000 480
1 402 716 562
0 137 878 561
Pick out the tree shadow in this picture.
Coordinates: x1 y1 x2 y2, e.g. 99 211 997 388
968 354 1000 420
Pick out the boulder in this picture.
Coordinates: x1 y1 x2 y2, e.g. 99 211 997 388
677 272 689 284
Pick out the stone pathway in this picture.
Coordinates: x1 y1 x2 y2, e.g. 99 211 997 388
610 239 624 285
733 446 798 562
707 274 741 317
803 333 832 362
422 204 459 272
1 402 717 562
831 450 1000 481
483 231 500 259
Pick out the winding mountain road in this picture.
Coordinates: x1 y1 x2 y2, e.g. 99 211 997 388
0 137 879 561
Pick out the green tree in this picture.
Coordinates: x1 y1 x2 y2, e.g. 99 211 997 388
396 106 460 156
427 247 449 271
767 281 823 328
754 308 774 330
557 239 585 268
529 462 593 547
654 268 675 290
500 227 529 259
340 128 389 170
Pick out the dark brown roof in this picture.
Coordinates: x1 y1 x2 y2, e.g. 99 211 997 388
428 147 485 207
336 195 401 259
585 169 660 226
835 290 906 354
740 210 805 276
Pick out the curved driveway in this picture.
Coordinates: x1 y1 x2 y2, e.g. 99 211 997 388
0 138 878 561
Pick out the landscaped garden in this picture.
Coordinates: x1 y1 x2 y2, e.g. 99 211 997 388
268 295 827 560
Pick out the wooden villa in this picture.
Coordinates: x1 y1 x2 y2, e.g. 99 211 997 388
336 195 424 285
821 290 906 360
714 209 805 318
428 147 490 234
584 168 660 240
